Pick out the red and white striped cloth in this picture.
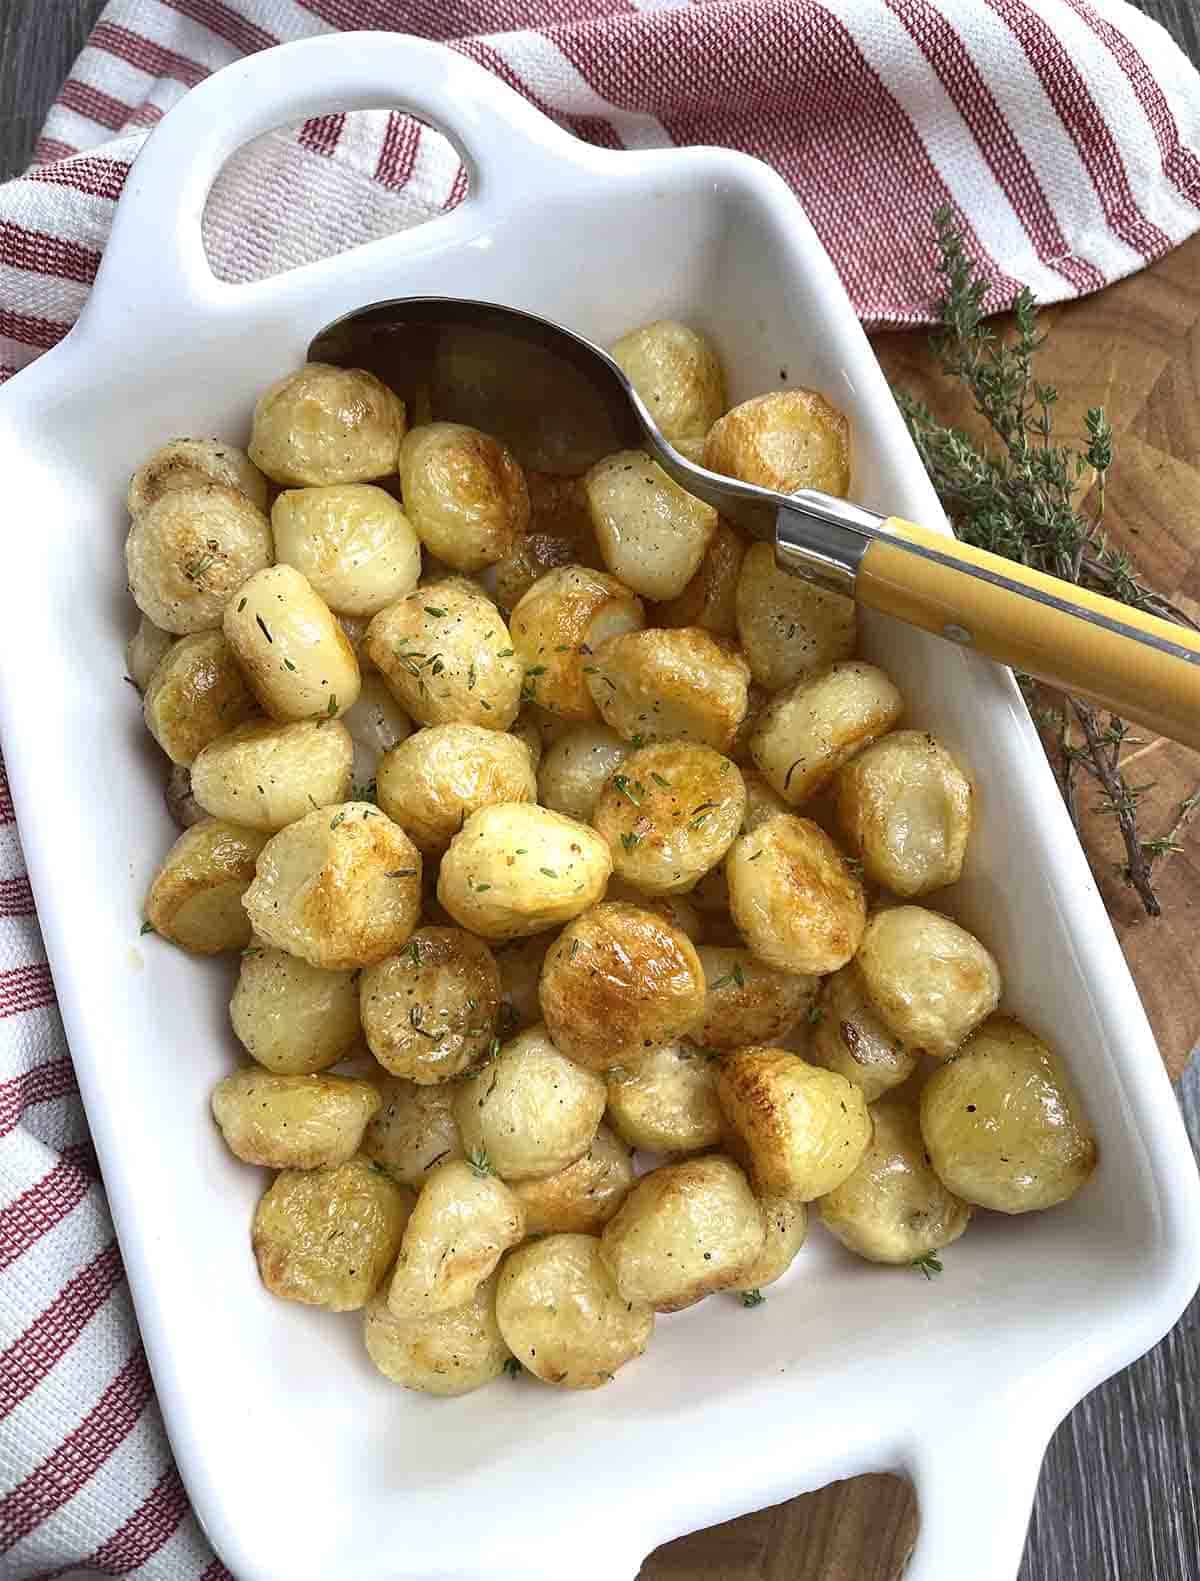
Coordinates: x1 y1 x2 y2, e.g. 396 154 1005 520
1 1 1198 1575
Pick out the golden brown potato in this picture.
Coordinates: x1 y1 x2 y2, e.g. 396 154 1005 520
492 473 602 615
704 388 850 497
716 1047 872 1200
509 1124 634 1235
497 1233 654 1388
211 1070 380 1169
359 927 500 1082
729 1194 808 1292
453 1025 606 1180
270 484 421 616
537 725 629 823
734 542 856 691
751 662 904 805
605 1043 723 1154
398 422 529 571
242 803 421 969
190 718 353 832
592 742 746 896
438 803 611 939
819 1098 972 1263
144 818 267 954
386 1158 525 1319
920 1016 1097 1213
495 932 556 1034
807 962 917 1101
361 1077 463 1185
726 814 866 976
583 451 718 601
539 902 705 1072
603 879 703 943
585 627 751 752
252 1157 411 1312
224 564 362 723
653 521 746 638
249 362 406 487
610 320 726 444
126 484 273 635
231 942 361 1073
694 946 816 1050
835 730 973 897
142 632 257 766
363 1272 510 1396
508 565 645 722
128 437 269 516
600 1155 764 1311
740 768 789 833
125 615 174 692
855 905 1001 1058
376 724 536 855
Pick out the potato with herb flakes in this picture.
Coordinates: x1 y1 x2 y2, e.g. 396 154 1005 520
438 803 611 940
364 1271 510 1396
376 723 536 856
142 632 257 766
386 1158 525 1320
398 422 529 571
583 451 718 602
242 802 421 969
509 565 645 722
653 520 746 638
751 662 904 805
592 742 745 897
610 319 726 444
126 484 273 635
270 483 422 616
366 577 522 730
224 564 362 723
695 946 817 1051
126 615 174 693
855 905 1000 1058
249 362 406 487
211 1069 380 1170
360 927 500 1083
496 931 557 1033
497 1233 654 1389
605 1043 723 1155
734 542 856 692
603 879 703 944
190 717 352 832
362 1077 463 1185
920 1016 1097 1213
585 627 751 752
231 942 362 1073
453 1025 606 1180
716 1046 872 1201
537 725 630 823
128 437 269 516
144 818 268 954
726 814 865 976
704 388 850 497
253 1155 412 1311
600 1155 764 1312
807 962 917 1101
509 1124 634 1235
729 1194 808 1292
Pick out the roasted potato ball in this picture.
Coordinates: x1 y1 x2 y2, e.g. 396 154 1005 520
366 577 522 730
376 724 536 855
492 472 602 614
496 932 556 1033
125 615 174 692
726 814 866 976
734 542 856 691
249 362 406 487
190 718 352 832
539 902 706 1072
605 1043 723 1154
252 1155 412 1310
231 942 361 1073
126 484 273 635
610 319 726 444
600 1155 765 1312
855 905 1001 1058
211 1070 380 1170
363 1271 510 1396
704 388 850 497
653 521 746 638
509 565 645 722
592 742 746 896
142 632 257 765
144 818 267 954
398 422 529 571
585 627 751 752
242 802 421 969
361 1077 463 1185
342 673 411 787
920 1016 1097 1213
807 962 917 1101
819 1098 971 1263
386 1158 525 1319
537 725 629 823
603 879 703 943
497 1233 654 1388
729 1194 808 1292
695 946 817 1051
583 451 718 601
224 564 362 722
270 484 421 616
751 662 904 805
716 1047 872 1200
835 730 972 897
438 803 611 939
359 927 500 1082
453 1025 606 1180
509 1124 634 1235
128 437 268 516
740 768 790 833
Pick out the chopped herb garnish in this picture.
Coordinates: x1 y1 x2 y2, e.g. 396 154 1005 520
283 658 296 671
424 606 447 618
612 775 642 806
237 597 247 612
710 963 745 990
540 867 559 879
570 938 581 960
330 811 345 829
386 869 417 878
912 1251 944 1280
651 772 671 789
139 920 155 936
784 758 803 792
467 665 477 691
621 831 642 851
503 1356 523 1378
408 939 422 967
630 734 645 748
806 1004 824 1025
327 694 338 716
748 849 764 862
497 648 514 658
740 1289 766 1308
256 614 272 643
466 1146 494 1178
525 665 547 677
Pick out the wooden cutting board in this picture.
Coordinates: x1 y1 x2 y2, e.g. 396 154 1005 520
639 229 1200 1581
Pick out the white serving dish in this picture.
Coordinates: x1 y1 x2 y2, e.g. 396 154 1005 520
1 32 1197 1581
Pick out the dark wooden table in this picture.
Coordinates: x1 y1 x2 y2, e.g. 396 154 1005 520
2 4 1198 1579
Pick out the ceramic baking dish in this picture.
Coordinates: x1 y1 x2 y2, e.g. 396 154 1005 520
1 32 1197 1581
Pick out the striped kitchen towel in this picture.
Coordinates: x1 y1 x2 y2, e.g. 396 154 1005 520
1 1 1198 1577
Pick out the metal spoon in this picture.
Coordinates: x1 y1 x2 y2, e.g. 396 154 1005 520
309 297 1200 750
